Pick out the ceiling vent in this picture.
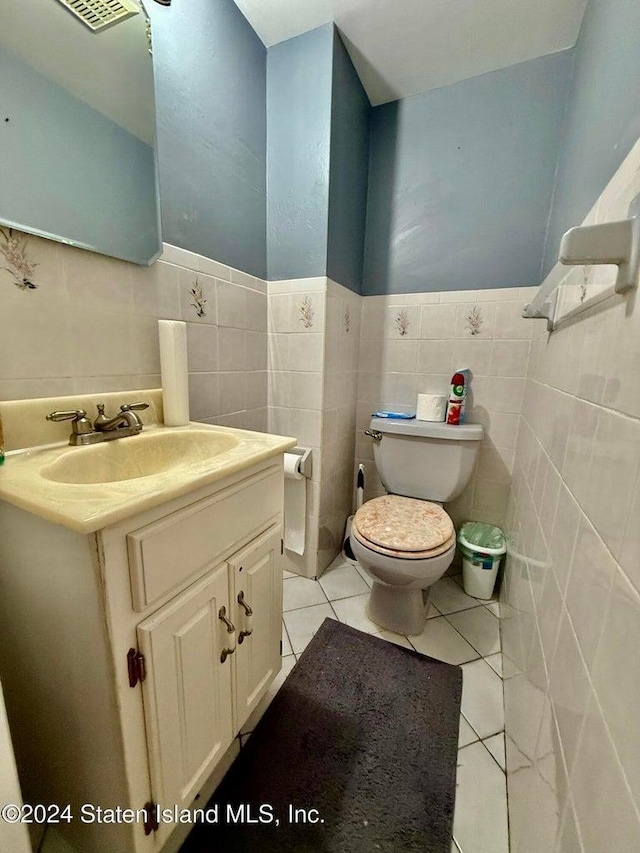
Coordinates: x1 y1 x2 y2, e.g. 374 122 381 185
53 0 139 33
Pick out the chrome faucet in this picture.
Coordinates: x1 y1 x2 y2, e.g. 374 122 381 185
47 402 149 446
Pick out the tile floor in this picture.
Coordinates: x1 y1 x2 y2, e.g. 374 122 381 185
242 556 509 853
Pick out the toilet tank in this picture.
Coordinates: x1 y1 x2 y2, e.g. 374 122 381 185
369 417 483 502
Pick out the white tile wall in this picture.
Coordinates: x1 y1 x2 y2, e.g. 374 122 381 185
355 287 533 531
0 237 269 429
320 280 361 571
503 136 640 852
268 277 362 579
268 279 328 579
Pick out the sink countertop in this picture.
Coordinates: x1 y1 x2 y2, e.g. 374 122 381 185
0 423 297 534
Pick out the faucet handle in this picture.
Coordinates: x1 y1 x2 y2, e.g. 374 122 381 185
46 409 93 437
120 402 149 412
119 401 149 429
46 409 87 422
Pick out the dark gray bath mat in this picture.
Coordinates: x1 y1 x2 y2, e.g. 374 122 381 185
180 618 462 853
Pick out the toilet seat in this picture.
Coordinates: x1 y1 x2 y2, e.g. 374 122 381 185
351 519 456 559
352 495 455 560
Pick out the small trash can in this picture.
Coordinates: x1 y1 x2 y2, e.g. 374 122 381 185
458 522 506 600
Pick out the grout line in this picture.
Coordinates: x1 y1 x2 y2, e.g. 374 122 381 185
323 592 372 604
434 600 485 616
442 611 501 662
283 597 333 614
460 711 481 744
480 732 507 775
484 653 503 678
528 376 640 425
408 614 482 664
577 679 640 828
439 614 485 662
282 620 294 655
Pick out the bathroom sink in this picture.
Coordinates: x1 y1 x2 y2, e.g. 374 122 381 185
39 429 241 484
0 399 296 533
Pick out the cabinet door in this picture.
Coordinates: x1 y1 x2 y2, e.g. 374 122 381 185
137 564 234 811
230 525 283 728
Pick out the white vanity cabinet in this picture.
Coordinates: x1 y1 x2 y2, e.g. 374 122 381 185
133 524 283 827
0 456 285 853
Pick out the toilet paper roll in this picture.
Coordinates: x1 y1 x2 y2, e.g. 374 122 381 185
158 320 190 426
284 452 306 555
416 393 447 422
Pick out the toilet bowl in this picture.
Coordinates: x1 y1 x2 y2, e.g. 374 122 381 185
353 417 483 636
350 495 457 635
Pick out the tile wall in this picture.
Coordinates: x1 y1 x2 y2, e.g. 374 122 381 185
268 277 361 578
163 245 268 431
321 281 361 570
268 277 327 578
0 235 269 428
355 288 534 531
502 137 640 851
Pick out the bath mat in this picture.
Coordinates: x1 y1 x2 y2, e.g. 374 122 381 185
180 618 462 853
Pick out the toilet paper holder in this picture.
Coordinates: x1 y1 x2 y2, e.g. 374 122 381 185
287 446 313 479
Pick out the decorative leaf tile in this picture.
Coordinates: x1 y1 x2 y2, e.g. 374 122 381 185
299 295 314 328
190 277 207 317
0 228 38 290
581 264 593 303
466 305 483 336
395 309 410 336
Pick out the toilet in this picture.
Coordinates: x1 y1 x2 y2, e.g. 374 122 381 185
350 417 483 636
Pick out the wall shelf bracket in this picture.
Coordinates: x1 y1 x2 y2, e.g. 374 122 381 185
523 193 640 331
522 288 559 331
559 216 640 295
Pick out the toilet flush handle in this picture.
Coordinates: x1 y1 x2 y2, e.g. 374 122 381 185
365 428 382 443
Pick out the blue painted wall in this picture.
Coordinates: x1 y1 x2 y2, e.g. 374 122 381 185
0 46 159 265
543 0 640 274
266 25 334 281
147 0 267 278
363 51 573 295
326 31 371 294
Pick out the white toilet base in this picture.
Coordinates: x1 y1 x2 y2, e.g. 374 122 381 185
366 582 430 636
350 533 456 637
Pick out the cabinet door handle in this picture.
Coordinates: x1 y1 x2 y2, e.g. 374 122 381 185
218 606 236 663
237 591 253 643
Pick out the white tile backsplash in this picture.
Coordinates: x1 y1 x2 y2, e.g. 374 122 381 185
356 284 532 532
179 269 217 325
187 323 218 372
419 303 458 339
216 280 247 328
0 239 270 427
